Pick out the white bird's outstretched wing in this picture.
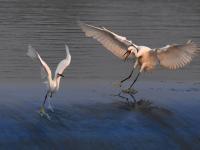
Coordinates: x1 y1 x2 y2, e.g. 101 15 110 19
27 45 52 85
54 45 71 79
157 40 199 69
78 21 136 59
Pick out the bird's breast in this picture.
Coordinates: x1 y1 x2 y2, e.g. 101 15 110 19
49 81 57 92
138 52 158 71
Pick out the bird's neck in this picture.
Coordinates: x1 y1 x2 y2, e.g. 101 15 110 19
135 46 152 57
48 78 57 88
134 52 140 58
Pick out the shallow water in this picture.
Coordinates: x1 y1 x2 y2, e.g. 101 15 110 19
0 81 200 149
0 0 200 149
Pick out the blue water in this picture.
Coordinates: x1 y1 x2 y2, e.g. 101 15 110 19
0 81 200 149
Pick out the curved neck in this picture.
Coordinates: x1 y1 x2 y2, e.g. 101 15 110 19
134 52 140 58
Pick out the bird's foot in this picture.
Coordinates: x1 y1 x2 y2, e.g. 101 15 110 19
112 81 122 87
122 88 138 94
38 106 51 120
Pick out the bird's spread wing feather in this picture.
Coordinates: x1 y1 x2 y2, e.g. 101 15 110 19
27 45 52 85
157 40 199 69
78 21 135 59
54 45 71 79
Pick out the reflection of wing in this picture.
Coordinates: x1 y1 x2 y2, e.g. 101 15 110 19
54 45 71 78
27 45 52 85
157 40 199 69
79 21 136 59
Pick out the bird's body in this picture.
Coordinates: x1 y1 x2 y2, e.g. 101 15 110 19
79 22 199 90
27 45 71 117
132 41 198 72
134 46 158 71
48 79 58 93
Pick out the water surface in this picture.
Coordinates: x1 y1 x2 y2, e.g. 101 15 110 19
0 0 199 81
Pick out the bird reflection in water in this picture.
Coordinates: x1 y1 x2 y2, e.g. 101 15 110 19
112 90 173 126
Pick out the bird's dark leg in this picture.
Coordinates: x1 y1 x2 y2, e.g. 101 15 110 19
42 91 49 107
48 92 53 112
129 93 137 104
129 71 140 89
120 69 134 83
112 92 130 104
126 64 144 94
121 59 138 84
39 91 51 119
118 92 129 102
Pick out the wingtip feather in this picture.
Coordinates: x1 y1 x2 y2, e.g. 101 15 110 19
64 44 71 62
77 20 88 30
27 45 38 59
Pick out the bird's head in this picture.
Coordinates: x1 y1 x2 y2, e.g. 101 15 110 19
57 73 64 78
123 45 139 61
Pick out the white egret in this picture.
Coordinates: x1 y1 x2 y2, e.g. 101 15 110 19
27 44 71 117
79 22 199 91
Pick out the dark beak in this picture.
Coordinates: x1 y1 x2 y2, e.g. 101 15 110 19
123 50 131 62
58 73 64 77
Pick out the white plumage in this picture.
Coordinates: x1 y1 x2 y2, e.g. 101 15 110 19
27 44 71 117
157 41 197 70
79 22 199 90
78 21 136 59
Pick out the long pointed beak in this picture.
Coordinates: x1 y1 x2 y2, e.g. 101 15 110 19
58 73 64 77
123 50 131 61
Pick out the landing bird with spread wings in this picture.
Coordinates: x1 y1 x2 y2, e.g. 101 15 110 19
27 45 71 118
79 22 199 91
